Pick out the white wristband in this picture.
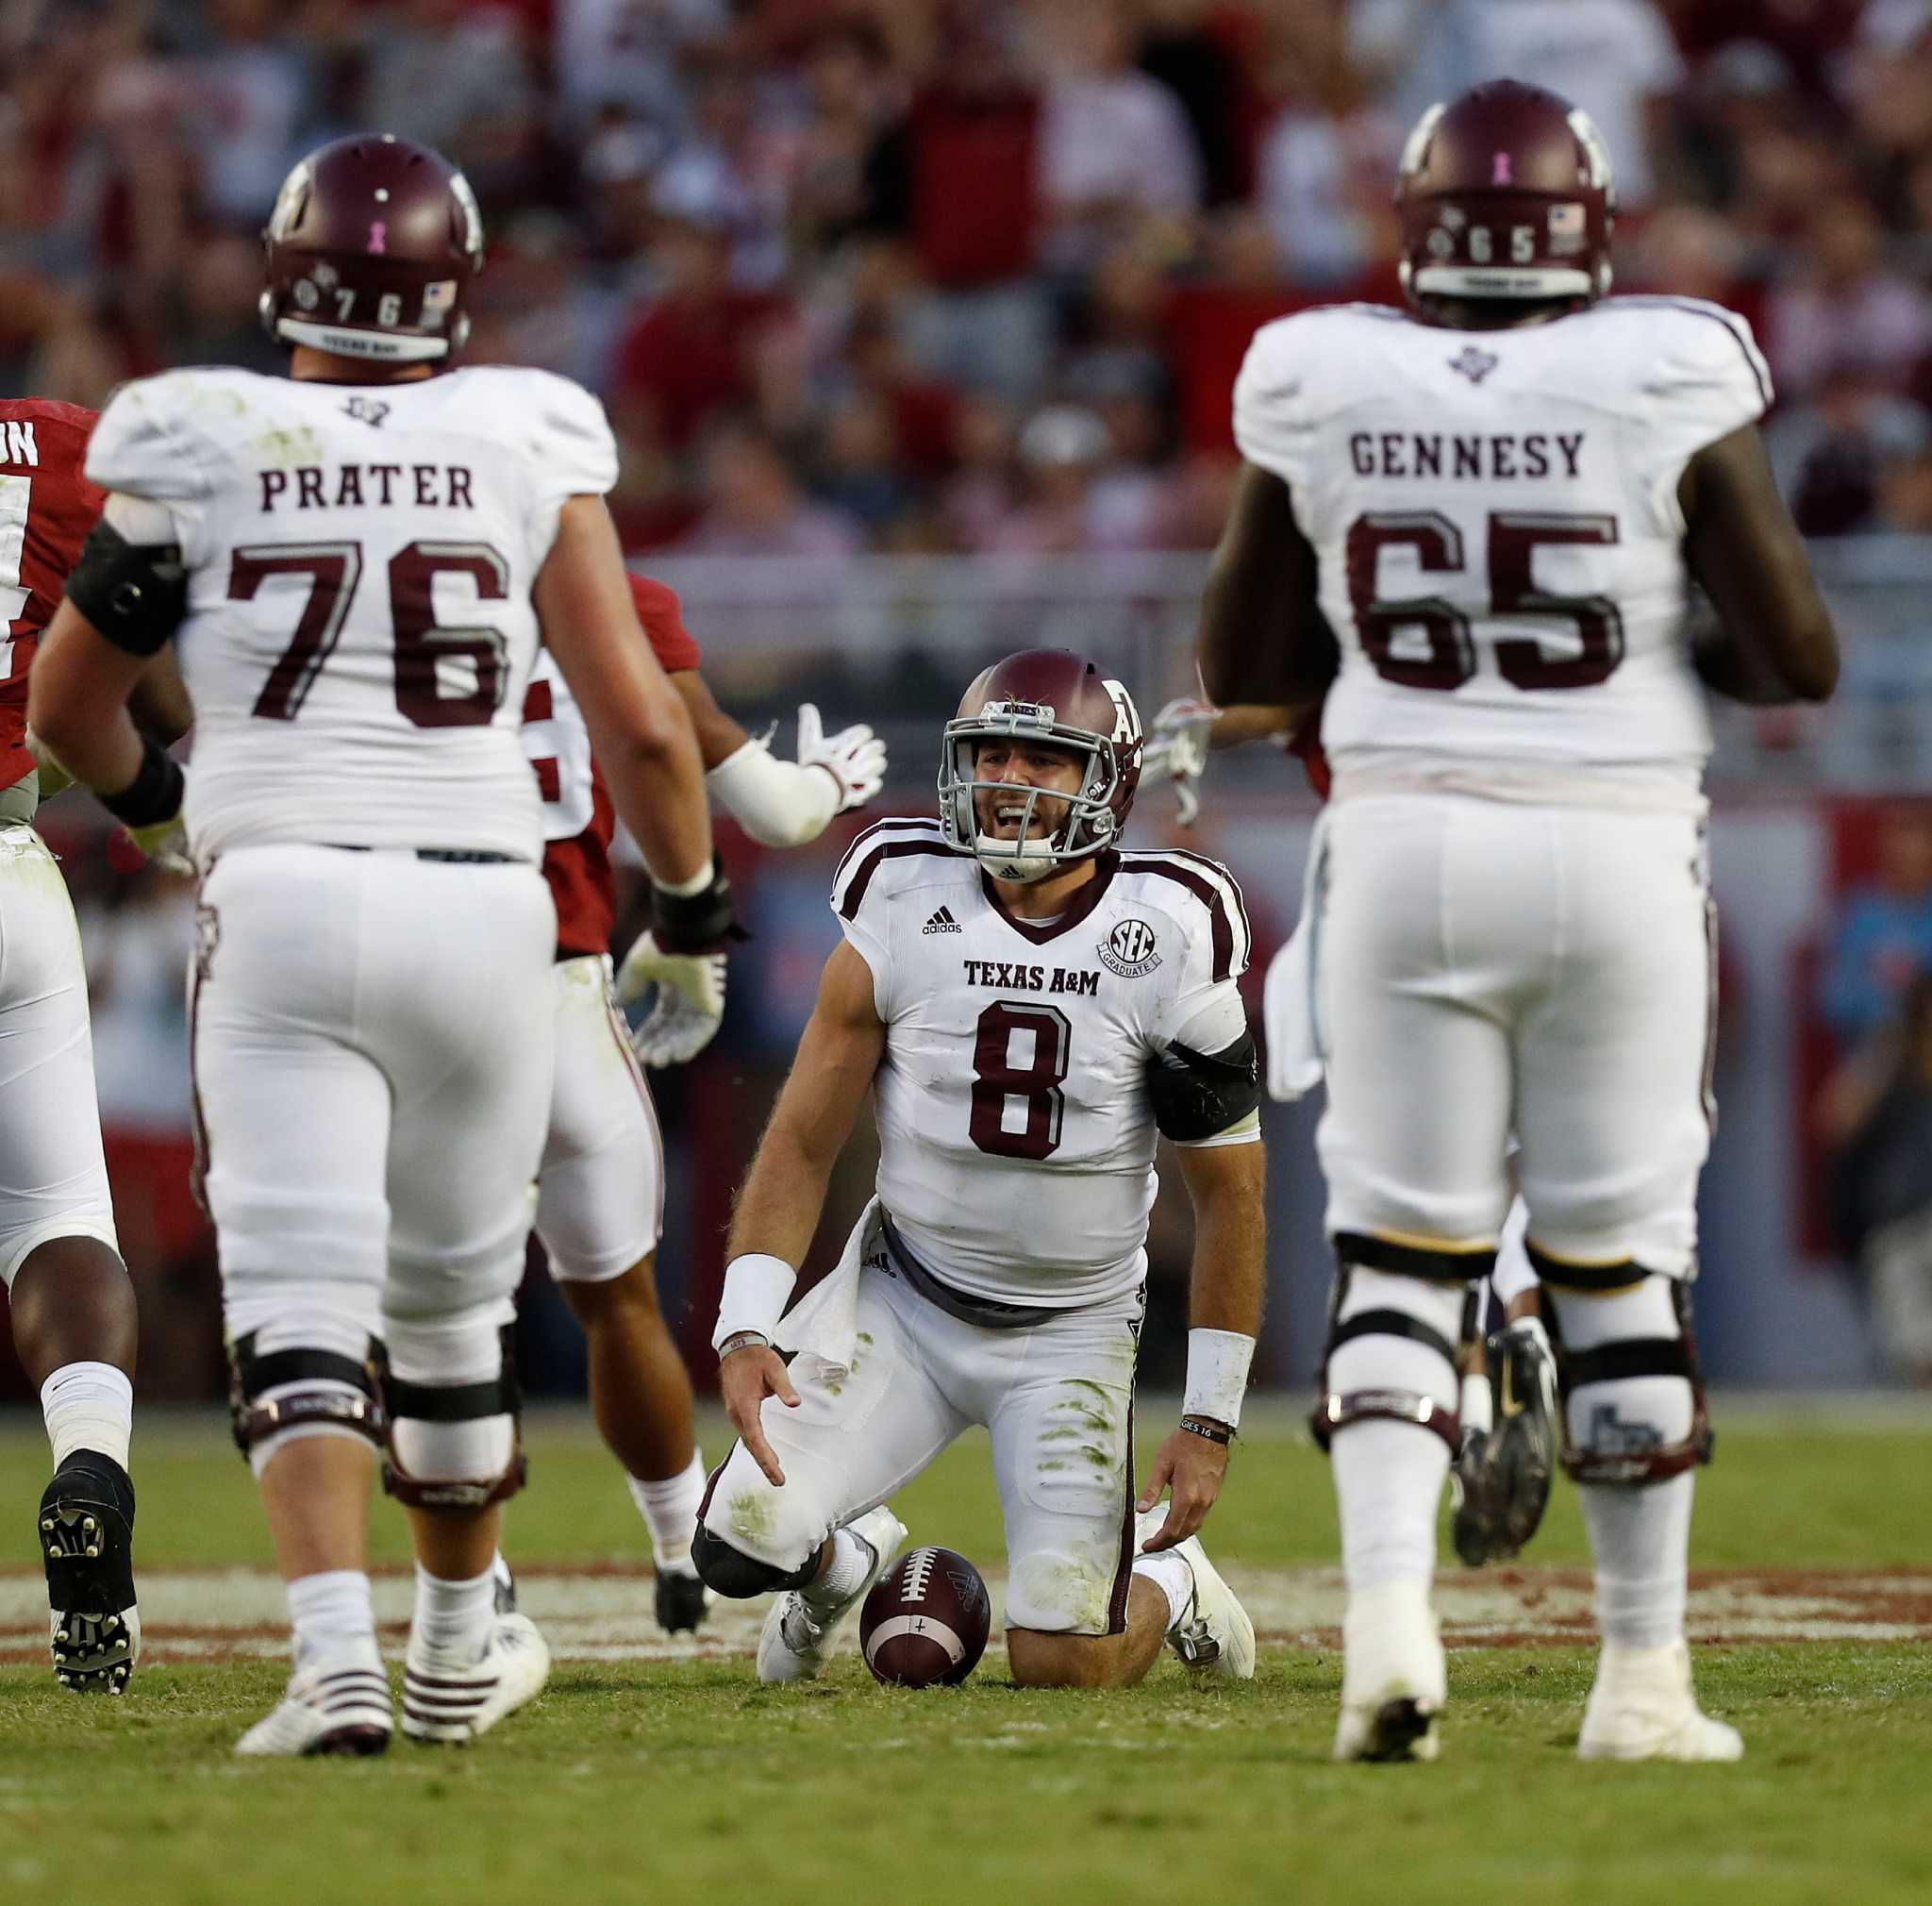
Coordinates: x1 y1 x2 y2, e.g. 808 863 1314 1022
1183 1328 1256 1430
712 1252 798 1352
655 861 714 898
707 739 839 849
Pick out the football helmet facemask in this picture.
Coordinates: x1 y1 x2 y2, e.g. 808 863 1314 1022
939 648 1142 884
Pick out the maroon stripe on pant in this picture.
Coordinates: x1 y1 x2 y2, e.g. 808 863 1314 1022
1106 1387 1137 1635
186 913 213 1215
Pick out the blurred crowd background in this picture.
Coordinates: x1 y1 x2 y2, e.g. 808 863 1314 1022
15 0 1932 1410
19 0 1932 551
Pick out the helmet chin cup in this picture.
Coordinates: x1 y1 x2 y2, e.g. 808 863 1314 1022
974 833 1059 883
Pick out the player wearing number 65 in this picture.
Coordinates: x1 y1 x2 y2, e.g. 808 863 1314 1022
29 133 735 1758
697 648 1265 1692
1199 79 1839 1764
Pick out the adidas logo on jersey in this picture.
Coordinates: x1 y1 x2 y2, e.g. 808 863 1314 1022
923 907 963 935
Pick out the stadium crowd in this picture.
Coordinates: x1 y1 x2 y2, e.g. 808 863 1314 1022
8 0 1932 550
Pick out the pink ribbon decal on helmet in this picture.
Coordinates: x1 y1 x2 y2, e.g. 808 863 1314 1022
1491 152 1512 186
367 221 387 255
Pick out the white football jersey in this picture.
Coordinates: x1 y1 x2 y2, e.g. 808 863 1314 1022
86 363 619 861
1233 296 1771 796
831 818 1257 1309
521 648 596 844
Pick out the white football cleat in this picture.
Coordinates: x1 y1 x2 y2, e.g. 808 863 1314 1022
1138 1511 1256 1680
235 1659 393 1758
1334 1580 1446 1763
757 1505 907 1684
1577 1640 1744 1763
401 1613 551 1744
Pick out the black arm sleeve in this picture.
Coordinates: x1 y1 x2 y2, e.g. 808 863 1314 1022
1146 1032 1261 1143
63 518 189 658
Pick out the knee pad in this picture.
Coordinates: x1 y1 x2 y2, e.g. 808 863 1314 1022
691 1521 818 1599
227 1329 388 1474
1544 1277 1713 1486
382 1325 526 1512
1312 1237 1489 1456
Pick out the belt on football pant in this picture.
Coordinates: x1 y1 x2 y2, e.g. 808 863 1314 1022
322 844 527 864
879 1210 1074 1332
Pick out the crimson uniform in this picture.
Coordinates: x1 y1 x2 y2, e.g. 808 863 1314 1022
0 400 122 1288
525 573 700 1281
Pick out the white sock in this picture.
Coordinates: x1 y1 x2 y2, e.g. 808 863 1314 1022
1331 1419 1451 1593
1132 1548 1195 1632
1580 1473 1694 1650
287 1569 381 1673
802 1524 874 1613
41 1362 133 1473
627 1450 706 1572
1325 1286 1458 1595
410 1563 498 1661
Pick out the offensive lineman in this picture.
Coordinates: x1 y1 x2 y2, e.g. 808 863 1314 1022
694 649 1263 1689
1141 694 1561 1570
517 573 883 1627
29 134 736 1755
1201 80 1837 1763
2 398 189 1693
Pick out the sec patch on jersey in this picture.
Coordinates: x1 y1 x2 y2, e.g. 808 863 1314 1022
860 1547 991 1688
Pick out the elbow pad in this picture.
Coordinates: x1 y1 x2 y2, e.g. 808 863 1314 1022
707 738 839 847
64 518 188 658
1147 1031 1261 1142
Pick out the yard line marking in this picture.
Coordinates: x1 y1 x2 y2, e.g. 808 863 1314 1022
4 1566 1928 1664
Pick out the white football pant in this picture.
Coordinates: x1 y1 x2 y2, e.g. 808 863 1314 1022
534 954 663 1283
704 1246 1143 1635
1317 794 1712 1277
0 826 120 1286
193 844 554 1369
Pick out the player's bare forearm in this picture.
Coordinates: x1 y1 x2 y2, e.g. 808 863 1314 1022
670 669 751 772
536 494 712 886
1680 425 1839 703
728 942 885 1265
1174 1137 1266 1339
1198 462 1338 709
128 646 193 745
1210 704 1305 750
26 601 151 794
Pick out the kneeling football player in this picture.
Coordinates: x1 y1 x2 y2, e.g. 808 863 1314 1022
695 650 1264 1687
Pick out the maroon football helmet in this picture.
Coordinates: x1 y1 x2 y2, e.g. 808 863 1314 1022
1396 79 1616 309
259 134 484 364
939 648 1142 882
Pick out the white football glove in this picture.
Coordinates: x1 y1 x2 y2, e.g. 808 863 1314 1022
795 702 887 814
615 931 727 1068
24 727 75 800
123 815 195 877
1142 696 1222 828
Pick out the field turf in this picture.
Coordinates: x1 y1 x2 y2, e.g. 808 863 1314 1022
2 1403 1929 1906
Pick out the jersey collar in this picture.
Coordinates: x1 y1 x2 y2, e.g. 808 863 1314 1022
980 850 1119 945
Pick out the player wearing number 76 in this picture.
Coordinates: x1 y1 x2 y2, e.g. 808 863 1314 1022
695 647 1266 1690
1199 79 1838 1764
30 132 736 1758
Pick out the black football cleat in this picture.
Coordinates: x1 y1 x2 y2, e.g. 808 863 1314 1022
41 1451 139 1695
1451 1317 1559 1566
654 1563 711 1634
492 1553 521 1616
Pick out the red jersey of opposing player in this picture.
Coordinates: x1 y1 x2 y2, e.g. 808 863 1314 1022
522 573 702 958
0 400 105 791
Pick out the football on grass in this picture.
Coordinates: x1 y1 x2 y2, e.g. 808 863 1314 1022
860 1546 991 1687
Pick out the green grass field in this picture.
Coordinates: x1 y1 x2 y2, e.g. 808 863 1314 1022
3 1404 1930 1906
